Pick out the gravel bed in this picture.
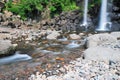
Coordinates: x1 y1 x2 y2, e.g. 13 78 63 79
28 58 120 80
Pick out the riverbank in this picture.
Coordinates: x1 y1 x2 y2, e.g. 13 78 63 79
29 58 120 80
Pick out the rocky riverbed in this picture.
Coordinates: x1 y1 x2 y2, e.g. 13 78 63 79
0 23 120 80
28 32 120 80
0 24 120 80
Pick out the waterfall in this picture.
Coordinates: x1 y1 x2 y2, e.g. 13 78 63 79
96 0 112 31
81 0 88 26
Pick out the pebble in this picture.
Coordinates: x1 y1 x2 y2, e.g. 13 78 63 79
28 58 120 80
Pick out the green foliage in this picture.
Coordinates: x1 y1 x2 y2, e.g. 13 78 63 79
5 0 79 20
89 0 101 9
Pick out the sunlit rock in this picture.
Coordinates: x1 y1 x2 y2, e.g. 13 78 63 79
84 46 120 61
69 34 81 40
0 40 17 56
87 33 117 48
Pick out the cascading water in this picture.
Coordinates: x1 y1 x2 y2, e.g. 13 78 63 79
81 0 88 27
96 0 112 31
66 41 80 48
83 0 88 26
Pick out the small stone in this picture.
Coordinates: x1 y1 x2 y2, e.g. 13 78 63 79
57 65 61 68
59 67 66 73
61 41 70 45
79 33 85 36
116 66 120 71
52 70 58 75
69 34 81 40
41 75 46 80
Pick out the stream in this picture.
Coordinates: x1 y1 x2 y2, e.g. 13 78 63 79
0 35 86 79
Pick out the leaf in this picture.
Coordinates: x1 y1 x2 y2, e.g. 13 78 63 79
50 6 56 11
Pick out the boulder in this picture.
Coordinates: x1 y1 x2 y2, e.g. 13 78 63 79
110 32 120 39
84 33 120 61
0 40 17 56
84 46 120 61
87 33 117 48
69 34 81 40
46 31 60 40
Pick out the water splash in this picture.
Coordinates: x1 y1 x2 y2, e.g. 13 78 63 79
96 0 112 31
66 41 80 49
58 37 68 41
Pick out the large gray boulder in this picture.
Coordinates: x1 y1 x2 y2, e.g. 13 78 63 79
84 33 120 61
0 40 17 56
84 46 120 61
110 32 120 39
87 33 117 48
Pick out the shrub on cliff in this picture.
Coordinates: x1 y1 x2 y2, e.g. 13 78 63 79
5 0 79 20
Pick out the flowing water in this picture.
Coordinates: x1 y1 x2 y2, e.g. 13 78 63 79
0 51 32 65
81 0 88 27
0 37 86 65
66 41 80 49
96 0 112 31
0 36 86 79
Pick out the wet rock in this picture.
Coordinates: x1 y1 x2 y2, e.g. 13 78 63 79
69 34 81 40
0 40 16 56
31 52 45 58
61 41 70 45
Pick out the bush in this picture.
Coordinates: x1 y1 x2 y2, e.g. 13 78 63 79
5 0 79 20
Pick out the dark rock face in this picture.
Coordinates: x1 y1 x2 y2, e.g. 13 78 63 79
39 10 83 32
0 10 23 28
111 22 120 31
39 10 95 33
110 0 120 31
112 0 120 22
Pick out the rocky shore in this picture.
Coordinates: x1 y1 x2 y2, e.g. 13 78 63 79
29 58 120 80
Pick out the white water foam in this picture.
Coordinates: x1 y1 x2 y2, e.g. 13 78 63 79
66 41 80 49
